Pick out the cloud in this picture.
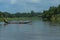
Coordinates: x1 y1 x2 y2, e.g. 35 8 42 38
10 0 41 5
52 0 60 5
10 0 17 4
0 0 60 13
26 0 41 3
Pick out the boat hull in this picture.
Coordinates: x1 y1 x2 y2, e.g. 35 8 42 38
5 21 31 24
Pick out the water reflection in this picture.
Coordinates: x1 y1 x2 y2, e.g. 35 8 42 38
0 20 60 40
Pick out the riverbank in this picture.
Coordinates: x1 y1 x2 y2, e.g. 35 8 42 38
0 17 40 22
42 16 60 23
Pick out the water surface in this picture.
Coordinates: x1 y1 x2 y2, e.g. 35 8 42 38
0 20 60 40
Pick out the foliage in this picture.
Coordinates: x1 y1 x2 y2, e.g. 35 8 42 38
0 11 42 18
42 5 60 21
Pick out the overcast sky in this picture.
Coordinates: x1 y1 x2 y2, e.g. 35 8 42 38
0 0 60 13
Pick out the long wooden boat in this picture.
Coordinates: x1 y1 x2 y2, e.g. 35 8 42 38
3 19 31 24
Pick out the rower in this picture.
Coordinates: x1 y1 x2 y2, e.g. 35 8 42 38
3 18 9 23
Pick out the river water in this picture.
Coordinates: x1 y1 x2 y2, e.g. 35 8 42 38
0 20 60 40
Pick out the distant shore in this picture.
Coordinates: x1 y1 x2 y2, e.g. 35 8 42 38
0 17 40 22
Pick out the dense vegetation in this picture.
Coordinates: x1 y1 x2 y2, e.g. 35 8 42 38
0 11 42 21
0 11 42 18
0 5 60 21
42 5 60 21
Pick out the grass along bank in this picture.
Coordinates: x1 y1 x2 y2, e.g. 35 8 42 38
0 17 40 22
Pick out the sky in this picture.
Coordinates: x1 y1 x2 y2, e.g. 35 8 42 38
0 0 60 13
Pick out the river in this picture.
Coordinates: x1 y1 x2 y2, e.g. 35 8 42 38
0 20 60 40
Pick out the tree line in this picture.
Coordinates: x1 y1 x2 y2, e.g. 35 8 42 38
0 11 42 18
42 5 60 20
0 4 60 20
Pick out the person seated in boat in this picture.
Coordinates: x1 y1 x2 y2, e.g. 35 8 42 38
3 18 9 24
